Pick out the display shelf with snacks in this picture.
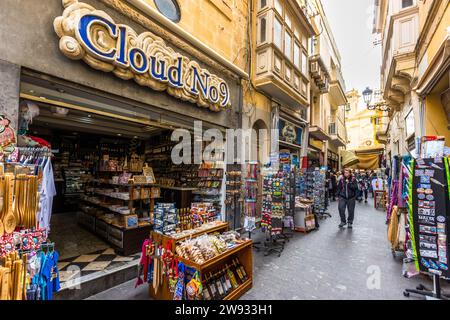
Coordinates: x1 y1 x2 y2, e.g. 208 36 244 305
148 224 253 300
148 221 230 300
176 238 253 301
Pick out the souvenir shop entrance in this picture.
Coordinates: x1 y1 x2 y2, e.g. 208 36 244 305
16 74 229 264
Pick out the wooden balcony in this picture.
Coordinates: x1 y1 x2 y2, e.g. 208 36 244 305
255 44 310 108
309 125 330 141
380 5 419 109
375 117 390 144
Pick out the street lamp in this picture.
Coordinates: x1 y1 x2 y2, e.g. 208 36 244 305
363 87 374 106
362 87 391 112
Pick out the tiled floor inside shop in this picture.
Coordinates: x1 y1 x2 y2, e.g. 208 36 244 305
58 248 141 289
50 213 141 293
87 198 450 300
51 213 110 261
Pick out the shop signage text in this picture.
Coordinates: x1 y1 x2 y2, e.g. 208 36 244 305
279 119 302 146
54 1 231 112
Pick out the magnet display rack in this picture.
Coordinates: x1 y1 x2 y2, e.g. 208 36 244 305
243 162 262 252
280 169 295 241
306 168 327 216
261 169 286 257
403 157 450 300
225 164 243 230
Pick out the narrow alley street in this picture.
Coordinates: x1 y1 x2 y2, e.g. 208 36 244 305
88 198 439 300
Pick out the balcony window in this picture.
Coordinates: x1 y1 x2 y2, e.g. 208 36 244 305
274 0 283 15
285 31 292 61
302 34 308 50
401 0 414 9
274 18 283 49
301 51 308 75
294 28 301 41
294 42 301 69
258 16 267 43
259 0 267 10
285 13 292 30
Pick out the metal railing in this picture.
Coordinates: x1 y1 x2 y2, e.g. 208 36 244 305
328 115 347 142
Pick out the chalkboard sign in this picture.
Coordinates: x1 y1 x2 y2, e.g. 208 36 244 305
410 158 450 278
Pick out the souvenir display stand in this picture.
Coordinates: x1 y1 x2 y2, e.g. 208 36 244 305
1 158 61 301
260 169 289 257
306 168 328 218
149 221 229 300
374 190 387 211
403 157 450 299
225 164 243 230
387 156 413 258
176 240 253 300
147 221 253 300
243 162 259 235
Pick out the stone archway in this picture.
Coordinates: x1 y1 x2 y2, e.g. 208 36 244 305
251 119 269 164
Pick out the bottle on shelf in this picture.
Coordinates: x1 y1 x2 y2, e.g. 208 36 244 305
202 275 212 301
211 272 225 298
205 273 218 300
233 258 248 282
221 268 232 293
225 263 239 289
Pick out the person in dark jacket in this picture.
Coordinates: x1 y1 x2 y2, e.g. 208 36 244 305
336 169 358 229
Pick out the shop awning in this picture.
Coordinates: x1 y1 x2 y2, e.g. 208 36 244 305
341 150 359 168
351 153 381 170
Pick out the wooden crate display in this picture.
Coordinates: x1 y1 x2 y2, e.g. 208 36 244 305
148 222 253 300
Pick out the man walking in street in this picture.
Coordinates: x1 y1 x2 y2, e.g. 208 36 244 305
337 169 358 229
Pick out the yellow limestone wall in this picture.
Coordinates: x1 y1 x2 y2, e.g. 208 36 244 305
424 4 450 65
425 93 450 142
423 4 450 142
143 0 249 71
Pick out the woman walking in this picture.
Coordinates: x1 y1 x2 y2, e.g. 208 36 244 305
336 169 358 229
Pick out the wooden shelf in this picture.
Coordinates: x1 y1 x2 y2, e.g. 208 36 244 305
153 222 229 244
89 190 157 201
92 180 159 187
223 278 252 300
177 240 252 270
160 186 199 191
81 198 133 215
149 222 253 300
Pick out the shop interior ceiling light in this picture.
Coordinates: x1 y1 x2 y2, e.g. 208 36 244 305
20 100 40 123
51 106 69 117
